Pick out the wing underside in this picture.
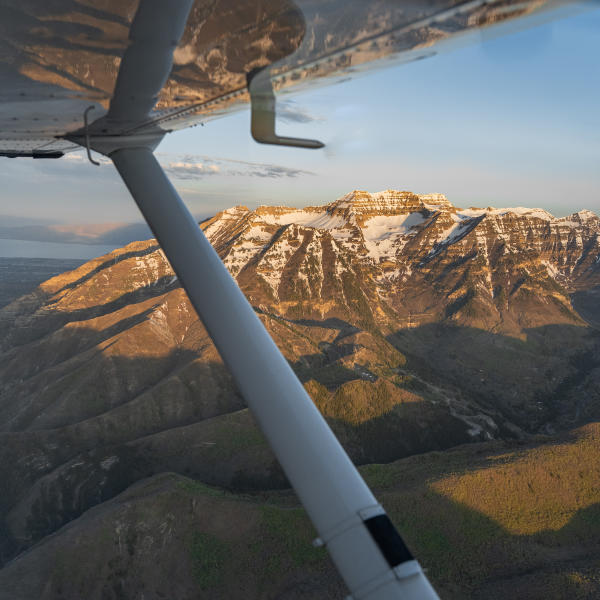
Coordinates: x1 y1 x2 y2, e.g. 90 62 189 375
0 0 575 157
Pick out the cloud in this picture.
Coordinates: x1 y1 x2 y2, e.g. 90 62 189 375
162 160 221 180
33 150 312 181
62 153 111 166
276 100 323 124
157 153 314 180
1 149 313 193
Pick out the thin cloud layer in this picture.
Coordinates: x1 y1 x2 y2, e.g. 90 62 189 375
277 100 323 124
63 153 111 167
61 151 313 181
158 153 314 180
164 161 220 179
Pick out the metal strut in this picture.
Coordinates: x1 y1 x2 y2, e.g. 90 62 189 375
110 146 439 600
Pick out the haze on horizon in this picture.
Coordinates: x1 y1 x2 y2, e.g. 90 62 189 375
0 4 598 241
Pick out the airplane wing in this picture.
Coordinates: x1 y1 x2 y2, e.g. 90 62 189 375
0 0 573 157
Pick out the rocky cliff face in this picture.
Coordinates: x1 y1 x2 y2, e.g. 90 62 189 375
1 190 600 583
204 190 600 333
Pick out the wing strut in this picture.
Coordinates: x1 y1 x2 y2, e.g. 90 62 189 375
77 0 439 595
110 146 439 600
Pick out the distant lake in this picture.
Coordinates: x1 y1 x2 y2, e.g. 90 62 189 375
0 238 117 260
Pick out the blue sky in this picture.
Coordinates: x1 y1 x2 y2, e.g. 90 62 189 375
0 3 598 227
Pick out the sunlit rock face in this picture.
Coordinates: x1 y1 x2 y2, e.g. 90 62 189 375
202 190 600 333
1 190 600 575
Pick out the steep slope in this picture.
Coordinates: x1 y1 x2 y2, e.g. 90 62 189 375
1 189 600 583
203 191 600 333
203 190 600 432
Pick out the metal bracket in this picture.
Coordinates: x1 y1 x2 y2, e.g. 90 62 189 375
83 106 100 166
246 68 324 149
67 130 164 158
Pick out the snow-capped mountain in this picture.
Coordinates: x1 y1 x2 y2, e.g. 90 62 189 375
201 190 600 332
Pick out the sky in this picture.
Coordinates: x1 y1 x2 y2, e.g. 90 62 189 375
0 2 598 231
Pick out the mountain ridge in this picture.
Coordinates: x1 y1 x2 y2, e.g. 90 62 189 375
1 189 599 598
199 189 600 337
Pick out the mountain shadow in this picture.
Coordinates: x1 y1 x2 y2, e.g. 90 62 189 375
0 272 178 352
571 285 600 329
387 321 600 434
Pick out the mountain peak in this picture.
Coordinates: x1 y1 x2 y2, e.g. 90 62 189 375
334 189 418 204
324 189 450 224
334 188 447 205
457 206 556 221
560 209 599 225
417 193 452 208
199 190 600 307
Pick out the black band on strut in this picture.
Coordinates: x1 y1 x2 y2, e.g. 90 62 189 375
364 514 414 568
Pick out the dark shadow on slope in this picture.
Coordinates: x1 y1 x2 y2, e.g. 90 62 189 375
254 310 369 388
0 349 244 515
326 403 474 465
1 409 288 565
291 348 363 389
542 502 600 547
0 303 164 392
1 274 179 350
256 308 361 343
385 492 600 599
387 322 600 434
0 344 202 433
571 285 600 329
289 317 360 343
468 503 600 600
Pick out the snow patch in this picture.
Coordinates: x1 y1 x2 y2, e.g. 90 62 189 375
245 225 273 242
362 212 425 260
258 210 347 230
542 261 560 279
457 207 554 221
256 236 300 298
